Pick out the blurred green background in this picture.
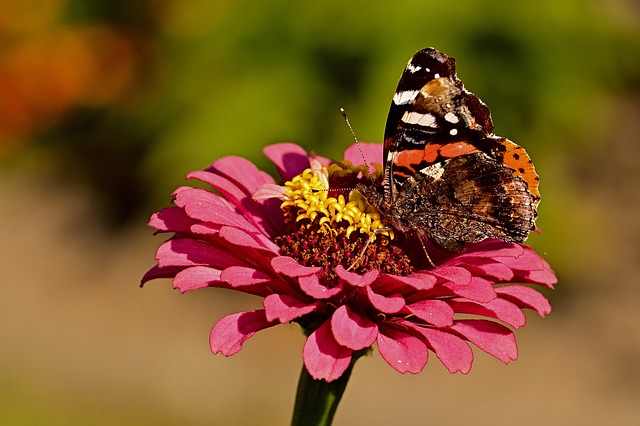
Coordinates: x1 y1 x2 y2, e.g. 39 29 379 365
2 0 639 425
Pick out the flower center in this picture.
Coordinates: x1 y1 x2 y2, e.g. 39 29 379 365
274 161 414 282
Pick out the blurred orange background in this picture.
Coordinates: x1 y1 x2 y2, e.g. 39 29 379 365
2 0 640 424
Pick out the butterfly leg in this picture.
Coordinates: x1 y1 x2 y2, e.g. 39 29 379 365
347 226 392 271
418 236 437 268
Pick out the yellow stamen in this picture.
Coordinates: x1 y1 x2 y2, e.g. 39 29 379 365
281 163 393 239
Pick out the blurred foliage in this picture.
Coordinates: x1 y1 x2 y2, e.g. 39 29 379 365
1 0 639 272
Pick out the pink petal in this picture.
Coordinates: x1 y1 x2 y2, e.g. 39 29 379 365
210 310 275 356
303 320 352 381
496 286 552 316
263 143 311 181
489 246 557 287
407 300 454 327
140 265 184 286
448 298 526 329
148 207 195 233
457 258 515 281
188 169 256 199
192 159 284 238
219 225 280 253
378 273 437 291
407 273 438 290
271 256 321 277
364 286 405 313
308 152 332 167
343 142 383 174
252 183 286 200
174 187 259 231
450 320 518 363
519 267 557 287
173 266 223 293
432 266 472 285
377 325 428 374
331 305 378 350
335 265 379 287
496 245 544 270
513 253 557 287
443 276 497 303
220 266 271 286
156 238 242 268
408 324 473 374
263 294 320 323
190 162 273 197
187 168 281 236
370 275 404 295
188 222 221 235
205 155 276 195
298 274 342 299
464 240 525 258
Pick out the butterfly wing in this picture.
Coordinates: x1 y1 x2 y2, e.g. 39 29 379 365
383 47 493 172
375 47 540 251
396 152 538 252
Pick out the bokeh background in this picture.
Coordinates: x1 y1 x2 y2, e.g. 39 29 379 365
2 0 640 424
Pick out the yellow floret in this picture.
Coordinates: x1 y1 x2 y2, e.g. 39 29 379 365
281 163 392 239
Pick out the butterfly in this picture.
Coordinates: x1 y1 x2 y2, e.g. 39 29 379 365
357 47 540 257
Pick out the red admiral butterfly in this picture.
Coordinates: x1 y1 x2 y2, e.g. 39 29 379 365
358 47 540 255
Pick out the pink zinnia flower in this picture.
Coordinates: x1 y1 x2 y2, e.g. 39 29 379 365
142 142 556 382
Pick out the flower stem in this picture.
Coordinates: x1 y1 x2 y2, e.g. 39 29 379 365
290 357 358 426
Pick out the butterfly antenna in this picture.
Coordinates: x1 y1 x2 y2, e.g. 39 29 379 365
340 108 375 182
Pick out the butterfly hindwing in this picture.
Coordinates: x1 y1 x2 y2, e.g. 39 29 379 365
399 153 538 252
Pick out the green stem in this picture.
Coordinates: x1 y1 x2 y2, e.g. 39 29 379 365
290 355 361 426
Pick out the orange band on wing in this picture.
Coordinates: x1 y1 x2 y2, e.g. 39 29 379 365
438 142 479 158
395 142 480 171
423 144 443 162
394 149 425 172
500 139 540 201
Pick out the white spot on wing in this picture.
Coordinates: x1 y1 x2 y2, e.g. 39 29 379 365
419 163 445 180
406 61 422 73
393 90 419 105
444 112 459 123
402 111 437 127
450 129 458 136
